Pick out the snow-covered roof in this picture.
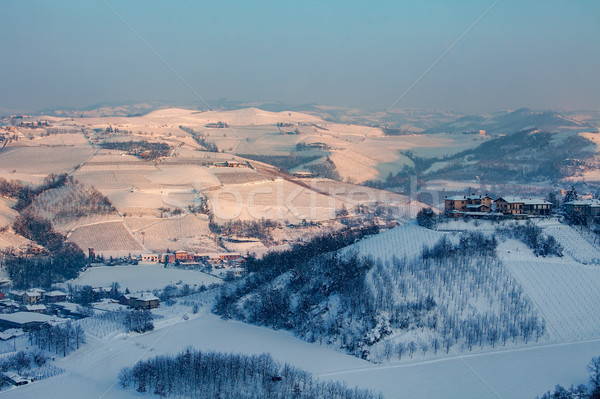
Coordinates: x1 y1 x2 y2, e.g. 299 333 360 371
496 196 524 203
521 198 552 205
564 199 600 207
496 197 551 205
445 195 491 201
466 204 489 209
131 293 159 302
0 311 55 324
445 195 467 201
25 304 46 311
24 291 41 297
0 328 24 340
92 299 127 312
45 290 67 297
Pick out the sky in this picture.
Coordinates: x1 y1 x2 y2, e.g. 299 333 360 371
0 0 598 114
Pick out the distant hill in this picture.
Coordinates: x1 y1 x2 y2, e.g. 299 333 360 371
423 108 592 135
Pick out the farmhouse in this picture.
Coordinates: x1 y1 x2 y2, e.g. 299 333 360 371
44 290 67 302
129 293 160 310
444 195 493 215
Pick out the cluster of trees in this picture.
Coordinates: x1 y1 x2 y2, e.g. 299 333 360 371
29 182 114 220
6 213 86 288
124 310 154 333
416 208 437 229
0 173 71 212
381 127 416 136
366 235 545 361
0 350 48 374
99 140 170 160
209 218 279 241
67 282 124 306
239 153 321 172
216 229 544 361
216 253 376 357
0 350 62 389
538 355 600 399
28 322 86 357
306 157 341 181
242 224 379 276
178 126 219 152
118 349 382 399
422 232 498 259
497 221 563 257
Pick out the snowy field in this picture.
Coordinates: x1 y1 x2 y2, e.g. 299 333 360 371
2 308 598 399
343 222 452 261
66 263 221 292
542 222 600 264
499 240 600 341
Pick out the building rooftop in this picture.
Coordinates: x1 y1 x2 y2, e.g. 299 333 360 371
0 311 56 325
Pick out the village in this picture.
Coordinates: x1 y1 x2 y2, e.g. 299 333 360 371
444 192 600 222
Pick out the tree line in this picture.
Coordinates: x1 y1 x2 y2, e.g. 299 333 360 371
118 348 382 399
538 355 600 399
5 212 86 288
28 322 86 357
178 126 219 152
497 221 563 257
0 173 70 212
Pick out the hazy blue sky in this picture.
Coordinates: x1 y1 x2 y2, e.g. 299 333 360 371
1 0 598 113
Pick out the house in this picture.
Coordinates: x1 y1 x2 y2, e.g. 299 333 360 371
160 253 176 263
496 197 552 216
219 252 242 261
564 199 600 219
2 372 32 386
0 328 24 341
129 293 160 310
0 312 56 330
118 294 132 306
9 289 43 304
142 253 159 262
444 194 493 214
44 290 67 302
175 250 189 262
521 198 552 216
24 304 46 313
495 197 525 215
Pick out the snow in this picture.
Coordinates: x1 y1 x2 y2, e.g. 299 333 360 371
543 222 600 264
3 306 599 399
343 222 451 261
499 240 600 341
66 263 221 292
